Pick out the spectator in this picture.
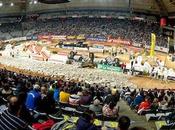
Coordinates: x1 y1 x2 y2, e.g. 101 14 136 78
138 96 151 113
76 109 100 130
89 99 102 114
25 84 41 110
17 92 33 124
158 96 169 110
131 92 144 109
40 86 47 99
59 87 70 103
53 84 60 102
80 90 91 105
37 91 56 114
69 94 80 106
117 116 130 130
104 87 120 105
0 95 29 130
102 101 119 117
0 83 12 99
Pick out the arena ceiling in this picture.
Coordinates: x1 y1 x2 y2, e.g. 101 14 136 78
0 0 175 16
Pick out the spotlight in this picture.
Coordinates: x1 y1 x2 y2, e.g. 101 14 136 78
0 2 3 7
34 0 38 4
10 2 14 6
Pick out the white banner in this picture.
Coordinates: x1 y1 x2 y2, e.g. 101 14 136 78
4 37 27 42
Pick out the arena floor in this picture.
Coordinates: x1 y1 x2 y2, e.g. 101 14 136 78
48 41 175 89
1 40 175 90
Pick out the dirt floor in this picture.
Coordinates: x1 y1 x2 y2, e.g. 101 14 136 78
129 76 175 89
1 41 175 90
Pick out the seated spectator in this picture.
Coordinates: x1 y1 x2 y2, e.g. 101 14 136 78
138 96 151 112
69 94 80 106
59 87 70 103
151 98 159 111
17 92 33 124
126 91 135 106
104 87 120 105
131 92 144 109
25 84 41 110
40 86 47 99
102 101 118 117
0 83 12 99
89 99 102 114
0 95 29 130
158 96 169 110
80 90 91 105
76 109 100 130
53 85 60 102
93 91 103 103
117 116 130 130
37 91 56 114
77 87 83 96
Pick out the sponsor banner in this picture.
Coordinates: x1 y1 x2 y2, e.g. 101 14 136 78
133 42 168 53
87 37 107 42
38 35 51 40
26 35 37 40
92 45 104 49
67 36 76 40
107 38 131 46
5 37 27 42
155 46 168 53
51 35 66 40
86 35 107 42
74 47 88 51
97 64 122 72
89 47 104 53
76 35 86 40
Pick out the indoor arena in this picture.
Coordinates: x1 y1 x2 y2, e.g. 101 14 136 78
0 0 175 130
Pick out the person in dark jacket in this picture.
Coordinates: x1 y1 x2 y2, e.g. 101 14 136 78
76 110 100 130
104 87 120 105
37 91 56 114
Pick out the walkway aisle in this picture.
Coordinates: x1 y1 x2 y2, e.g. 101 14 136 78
118 100 156 130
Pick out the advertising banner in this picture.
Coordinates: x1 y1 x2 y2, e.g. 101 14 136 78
86 35 107 42
97 64 122 72
51 35 66 40
38 35 51 40
77 35 86 40
107 38 131 46
4 37 27 42
67 36 76 40
150 33 156 56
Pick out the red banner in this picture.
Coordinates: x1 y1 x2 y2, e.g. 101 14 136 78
107 38 131 46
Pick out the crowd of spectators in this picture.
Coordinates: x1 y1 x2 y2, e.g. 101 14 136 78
0 68 154 130
0 18 167 47
121 87 175 115
0 68 122 129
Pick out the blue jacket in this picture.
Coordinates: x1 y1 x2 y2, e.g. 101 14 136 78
53 88 60 102
25 90 41 110
76 117 99 130
133 94 143 106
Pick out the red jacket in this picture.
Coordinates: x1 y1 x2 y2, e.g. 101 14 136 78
138 101 151 110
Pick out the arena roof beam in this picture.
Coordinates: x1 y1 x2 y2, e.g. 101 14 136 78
155 0 168 16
